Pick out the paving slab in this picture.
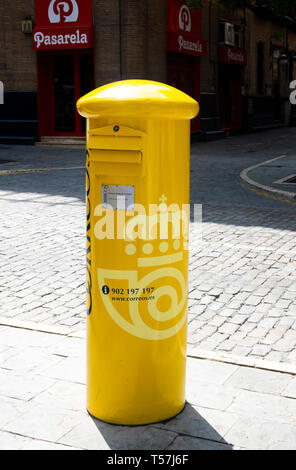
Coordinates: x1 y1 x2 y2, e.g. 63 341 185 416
0 325 295 450
224 366 293 395
223 416 296 450
166 436 234 451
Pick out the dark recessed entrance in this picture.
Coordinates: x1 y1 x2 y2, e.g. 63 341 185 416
37 50 94 138
218 63 242 130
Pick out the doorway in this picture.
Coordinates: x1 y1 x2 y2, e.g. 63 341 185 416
218 63 242 130
37 50 94 138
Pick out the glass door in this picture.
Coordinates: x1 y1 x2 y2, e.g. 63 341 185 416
53 52 94 136
54 55 76 133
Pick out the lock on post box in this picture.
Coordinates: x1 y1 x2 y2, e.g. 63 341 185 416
77 80 199 425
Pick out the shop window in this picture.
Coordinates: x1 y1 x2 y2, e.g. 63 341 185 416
54 55 76 133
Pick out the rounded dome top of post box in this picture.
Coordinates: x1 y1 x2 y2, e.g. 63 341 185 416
77 80 199 120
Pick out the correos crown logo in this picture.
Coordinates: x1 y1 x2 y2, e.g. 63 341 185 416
179 5 191 32
48 0 79 24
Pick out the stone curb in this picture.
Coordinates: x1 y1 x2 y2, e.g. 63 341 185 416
240 154 296 200
1 317 295 376
0 317 85 338
189 349 296 376
0 166 84 176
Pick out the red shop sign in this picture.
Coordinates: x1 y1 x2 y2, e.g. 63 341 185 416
219 45 247 66
33 26 94 51
33 0 94 51
167 0 206 57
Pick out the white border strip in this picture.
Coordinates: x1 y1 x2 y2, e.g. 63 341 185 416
240 154 296 199
189 348 296 376
0 317 294 375
0 317 84 338
0 166 84 176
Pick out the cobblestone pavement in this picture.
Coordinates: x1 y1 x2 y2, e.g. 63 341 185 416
188 129 296 364
0 127 296 364
0 325 295 450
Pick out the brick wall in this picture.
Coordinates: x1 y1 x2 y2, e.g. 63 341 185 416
247 10 296 97
0 0 36 91
0 0 167 92
0 0 295 111
93 0 167 87
93 0 121 86
198 1 296 99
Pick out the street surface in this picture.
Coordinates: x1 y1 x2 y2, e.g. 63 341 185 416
0 128 296 450
189 129 296 364
0 128 295 363
0 325 295 450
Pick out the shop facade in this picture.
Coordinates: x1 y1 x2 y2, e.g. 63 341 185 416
166 0 206 133
33 0 94 138
0 0 296 144
218 45 247 130
34 0 207 138
0 0 168 144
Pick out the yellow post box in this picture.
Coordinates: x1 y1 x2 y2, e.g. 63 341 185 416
77 80 199 425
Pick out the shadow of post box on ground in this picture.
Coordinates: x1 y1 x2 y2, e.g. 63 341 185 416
77 80 199 425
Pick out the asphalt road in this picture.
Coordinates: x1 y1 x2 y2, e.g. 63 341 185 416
190 127 296 211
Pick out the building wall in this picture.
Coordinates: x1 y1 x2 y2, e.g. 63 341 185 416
93 0 167 87
246 9 295 98
199 1 245 94
1 1 294 98
146 0 167 82
244 8 296 126
0 0 167 92
0 0 296 141
93 0 121 86
0 0 38 144
198 2 248 134
197 1 296 132
0 0 37 91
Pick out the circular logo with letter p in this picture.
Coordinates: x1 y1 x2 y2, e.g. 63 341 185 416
48 0 79 24
179 5 191 32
